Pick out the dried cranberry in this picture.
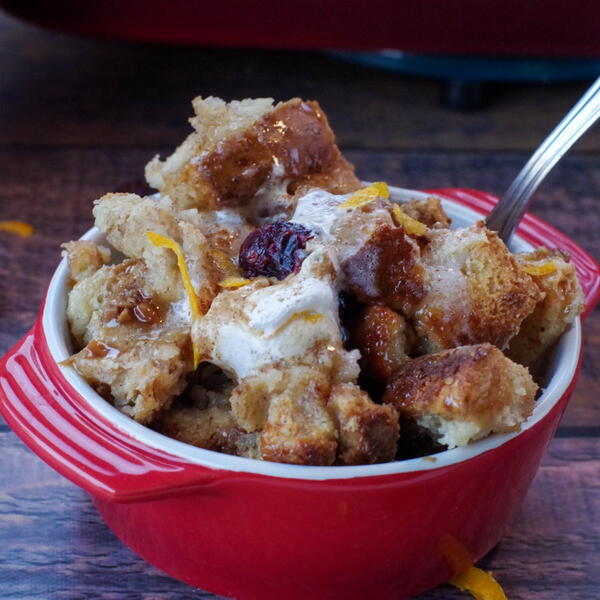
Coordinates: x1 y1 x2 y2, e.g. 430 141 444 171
239 222 313 280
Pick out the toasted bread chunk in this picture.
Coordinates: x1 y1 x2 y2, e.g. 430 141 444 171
260 366 338 465
349 304 414 383
66 257 195 423
401 196 451 228
93 193 230 303
62 241 111 285
191 249 360 465
342 224 426 314
414 223 543 352
228 367 280 433
66 262 122 347
146 97 273 209
67 259 171 346
94 192 253 258
291 188 397 264
161 399 260 459
71 334 191 424
507 247 584 367
383 344 537 448
343 222 542 352
145 97 360 214
94 194 181 260
328 383 399 465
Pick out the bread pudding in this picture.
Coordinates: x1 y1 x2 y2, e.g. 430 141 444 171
62 96 584 465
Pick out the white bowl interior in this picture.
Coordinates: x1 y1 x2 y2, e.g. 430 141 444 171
43 188 581 480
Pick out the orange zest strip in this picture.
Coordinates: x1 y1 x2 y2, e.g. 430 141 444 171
392 204 427 236
449 567 507 600
272 311 323 336
337 182 389 209
298 311 323 324
440 534 474 576
211 249 240 277
211 250 251 289
0 221 34 237
219 276 252 289
523 261 557 276
146 231 201 367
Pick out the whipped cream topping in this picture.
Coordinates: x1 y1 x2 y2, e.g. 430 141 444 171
249 158 293 224
414 225 484 344
206 310 341 380
192 248 357 381
291 188 396 265
248 277 336 337
291 189 350 241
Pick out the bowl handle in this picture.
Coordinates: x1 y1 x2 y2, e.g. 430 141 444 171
425 188 600 317
0 318 226 504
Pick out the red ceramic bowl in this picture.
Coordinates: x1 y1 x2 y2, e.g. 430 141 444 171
0 188 598 599
3 0 600 56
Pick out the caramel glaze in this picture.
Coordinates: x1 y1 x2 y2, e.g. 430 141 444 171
84 340 120 359
349 304 414 384
98 261 166 328
105 288 166 327
342 225 426 315
200 99 359 207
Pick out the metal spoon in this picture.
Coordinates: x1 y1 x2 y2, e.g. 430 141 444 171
486 76 600 243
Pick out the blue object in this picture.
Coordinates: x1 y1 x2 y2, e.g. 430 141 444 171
331 50 600 83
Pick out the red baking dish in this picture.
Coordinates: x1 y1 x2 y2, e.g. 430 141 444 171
0 187 598 599
2 0 600 56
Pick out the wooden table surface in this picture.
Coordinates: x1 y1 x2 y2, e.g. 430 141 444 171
1 12 599 600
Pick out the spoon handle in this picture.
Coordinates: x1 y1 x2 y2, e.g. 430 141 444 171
487 76 600 243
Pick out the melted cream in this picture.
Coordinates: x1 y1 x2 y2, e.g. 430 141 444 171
248 277 336 337
192 248 354 381
291 188 395 264
291 189 350 241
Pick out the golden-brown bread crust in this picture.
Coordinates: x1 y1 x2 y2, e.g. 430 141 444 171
349 304 414 383
401 196 451 228
66 257 194 424
160 400 260 459
342 222 542 353
383 344 537 447
62 240 111 285
328 383 399 465
71 334 192 425
341 224 426 314
260 367 338 466
146 97 360 212
202 99 358 204
413 223 543 352
507 247 584 367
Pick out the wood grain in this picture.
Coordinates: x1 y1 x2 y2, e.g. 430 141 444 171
1 14 600 153
0 9 598 600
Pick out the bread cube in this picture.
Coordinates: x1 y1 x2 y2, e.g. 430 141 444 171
145 97 360 215
383 344 537 448
507 247 584 367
